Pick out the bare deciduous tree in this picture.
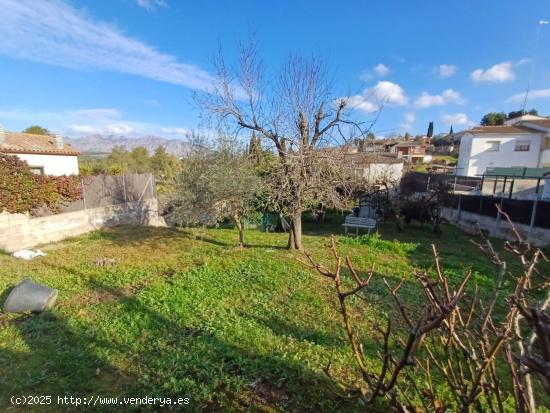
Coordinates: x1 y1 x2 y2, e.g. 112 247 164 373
198 42 369 249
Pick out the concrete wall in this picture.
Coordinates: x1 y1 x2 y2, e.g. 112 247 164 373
539 148 550 167
359 162 404 183
15 153 79 176
442 207 550 247
457 132 543 177
0 199 165 253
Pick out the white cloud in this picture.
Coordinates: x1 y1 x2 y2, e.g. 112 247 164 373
373 63 390 77
360 63 390 81
414 89 465 109
404 112 416 124
68 109 122 120
135 0 167 11
507 88 550 103
399 112 416 130
69 123 134 135
161 127 190 135
470 62 515 83
0 107 189 137
437 64 457 78
345 81 408 113
442 113 469 126
0 0 215 91
69 125 99 134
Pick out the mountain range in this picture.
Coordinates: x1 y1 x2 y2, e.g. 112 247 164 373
65 134 190 157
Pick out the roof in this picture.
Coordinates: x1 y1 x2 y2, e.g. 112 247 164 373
344 152 404 165
0 131 80 156
520 119 550 129
467 125 535 135
395 141 423 147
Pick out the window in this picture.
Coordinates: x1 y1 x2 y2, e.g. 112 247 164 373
485 141 500 152
29 166 44 175
514 140 531 152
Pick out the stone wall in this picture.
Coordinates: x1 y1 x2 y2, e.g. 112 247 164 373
442 207 550 247
0 199 165 253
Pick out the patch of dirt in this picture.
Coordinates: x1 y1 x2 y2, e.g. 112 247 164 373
249 378 290 406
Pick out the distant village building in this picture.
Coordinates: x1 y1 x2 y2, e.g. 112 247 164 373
456 119 550 177
0 126 80 175
394 142 430 163
319 143 405 184
344 153 404 184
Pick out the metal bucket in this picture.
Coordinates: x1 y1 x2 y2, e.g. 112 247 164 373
2 279 58 313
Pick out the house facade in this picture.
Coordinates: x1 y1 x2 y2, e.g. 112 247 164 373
394 142 428 163
0 126 80 175
456 119 550 177
345 153 404 184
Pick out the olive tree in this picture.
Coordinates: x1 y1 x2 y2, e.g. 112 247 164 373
170 136 262 247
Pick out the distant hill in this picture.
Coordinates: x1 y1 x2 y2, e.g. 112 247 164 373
66 134 190 157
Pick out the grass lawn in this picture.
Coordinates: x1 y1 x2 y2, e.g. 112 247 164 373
0 215 543 412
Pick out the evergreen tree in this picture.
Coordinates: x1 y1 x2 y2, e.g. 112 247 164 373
427 121 434 138
22 125 50 135
480 112 507 126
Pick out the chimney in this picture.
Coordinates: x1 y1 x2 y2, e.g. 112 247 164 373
53 133 64 149
0 124 5 144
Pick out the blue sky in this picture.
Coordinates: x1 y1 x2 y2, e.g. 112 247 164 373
0 0 549 140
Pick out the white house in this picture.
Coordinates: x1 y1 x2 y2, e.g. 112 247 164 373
456 119 550 177
0 126 80 175
344 153 404 184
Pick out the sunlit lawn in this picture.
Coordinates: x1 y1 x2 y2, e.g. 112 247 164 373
0 214 535 412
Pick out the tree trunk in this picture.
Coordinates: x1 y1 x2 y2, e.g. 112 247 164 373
288 211 303 250
234 216 245 248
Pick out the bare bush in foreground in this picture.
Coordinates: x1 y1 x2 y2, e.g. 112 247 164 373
299 212 549 412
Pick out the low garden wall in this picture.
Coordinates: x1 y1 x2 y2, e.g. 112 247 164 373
0 199 165 253
442 207 550 247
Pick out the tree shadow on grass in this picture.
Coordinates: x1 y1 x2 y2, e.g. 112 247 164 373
0 311 135 412
0 276 381 412
243 313 348 348
86 225 185 248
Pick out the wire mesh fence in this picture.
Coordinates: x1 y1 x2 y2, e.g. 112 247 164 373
60 173 156 213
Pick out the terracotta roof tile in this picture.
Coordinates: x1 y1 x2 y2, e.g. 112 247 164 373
468 125 534 135
0 131 80 155
344 152 403 165
521 119 550 128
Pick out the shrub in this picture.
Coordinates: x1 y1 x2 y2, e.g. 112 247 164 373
0 154 82 214
0 154 40 213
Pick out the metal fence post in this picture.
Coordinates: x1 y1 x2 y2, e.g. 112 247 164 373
496 196 504 226
457 194 462 221
81 179 87 212
479 195 483 215
529 199 538 234
122 174 127 204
